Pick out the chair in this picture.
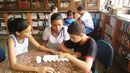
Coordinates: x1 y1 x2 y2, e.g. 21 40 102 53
96 40 114 73
0 47 6 62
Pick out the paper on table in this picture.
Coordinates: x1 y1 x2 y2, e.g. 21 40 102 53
43 55 69 62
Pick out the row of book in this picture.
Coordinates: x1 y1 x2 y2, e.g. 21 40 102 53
0 0 45 9
115 20 130 71
118 32 130 48
0 12 67 29
121 21 130 35
119 21 130 49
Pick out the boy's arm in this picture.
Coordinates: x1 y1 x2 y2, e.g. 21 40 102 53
28 35 57 54
60 53 93 73
58 43 81 58
59 43 74 54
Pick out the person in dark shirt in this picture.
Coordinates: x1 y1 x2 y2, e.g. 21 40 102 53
59 21 97 73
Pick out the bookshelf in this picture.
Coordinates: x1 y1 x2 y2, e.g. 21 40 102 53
0 0 100 32
84 0 100 10
0 13 5 31
101 12 130 72
101 13 118 47
114 20 130 72
0 0 100 11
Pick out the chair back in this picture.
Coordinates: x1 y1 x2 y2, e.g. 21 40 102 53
0 47 6 62
96 40 114 72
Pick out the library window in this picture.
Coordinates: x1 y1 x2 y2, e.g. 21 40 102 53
111 0 130 8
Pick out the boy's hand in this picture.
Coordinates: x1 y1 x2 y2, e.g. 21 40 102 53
59 52 71 58
73 52 81 58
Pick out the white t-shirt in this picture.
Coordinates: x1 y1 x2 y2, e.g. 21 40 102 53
9 35 29 56
42 26 70 49
80 11 94 29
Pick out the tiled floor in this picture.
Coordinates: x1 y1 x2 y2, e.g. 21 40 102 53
109 59 129 73
97 58 129 73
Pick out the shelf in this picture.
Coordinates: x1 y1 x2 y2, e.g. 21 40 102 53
84 0 100 10
33 26 44 31
0 0 101 32
101 12 130 72
117 42 129 51
5 1 16 3
0 9 68 13
120 30 130 37
104 32 112 39
32 19 48 21
0 0 100 12
0 2 4 3
119 55 129 71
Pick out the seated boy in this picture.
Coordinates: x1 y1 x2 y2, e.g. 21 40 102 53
59 21 98 73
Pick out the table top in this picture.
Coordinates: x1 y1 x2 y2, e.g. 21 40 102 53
0 51 83 73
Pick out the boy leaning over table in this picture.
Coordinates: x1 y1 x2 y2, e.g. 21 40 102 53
58 21 98 73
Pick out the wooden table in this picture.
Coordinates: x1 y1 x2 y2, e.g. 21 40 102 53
0 51 83 73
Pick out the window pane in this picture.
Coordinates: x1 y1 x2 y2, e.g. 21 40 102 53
123 0 129 7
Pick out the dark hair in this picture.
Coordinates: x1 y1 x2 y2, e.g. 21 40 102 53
51 5 57 11
77 5 85 11
7 18 29 34
51 13 62 23
67 10 73 16
68 21 85 35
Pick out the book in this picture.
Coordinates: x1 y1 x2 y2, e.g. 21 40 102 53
17 0 30 9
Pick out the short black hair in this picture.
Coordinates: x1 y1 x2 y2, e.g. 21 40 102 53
67 10 73 16
7 18 29 34
77 5 85 11
51 5 57 11
51 13 62 23
68 21 85 35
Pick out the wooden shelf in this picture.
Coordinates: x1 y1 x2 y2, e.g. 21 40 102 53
32 19 48 21
101 12 130 72
84 0 100 10
0 0 100 32
104 32 112 39
0 0 100 12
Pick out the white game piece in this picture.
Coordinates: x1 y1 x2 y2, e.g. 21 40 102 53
36 56 42 63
